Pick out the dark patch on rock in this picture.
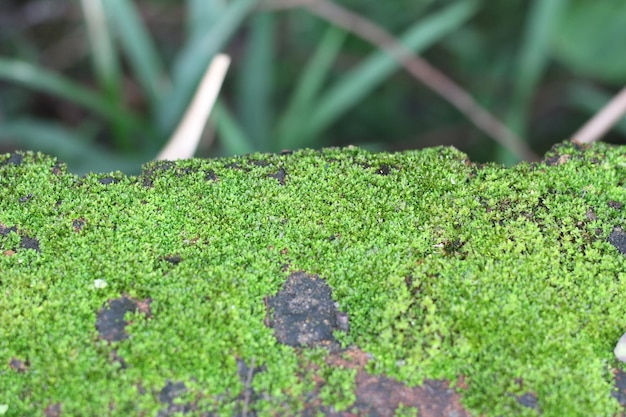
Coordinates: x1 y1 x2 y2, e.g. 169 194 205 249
265 271 348 349
0 222 40 252
159 380 187 404
9 357 28 373
335 310 350 333
609 200 623 210
545 141 583 159
269 167 287 185
72 218 85 233
2 152 23 166
355 375 467 417
249 159 270 167
224 162 246 170
612 368 626 406
179 167 194 176
154 161 177 171
442 238 466 257
204 170 218 181
0 223 18 236
154 380 215 417
96 296 152 342
44 402 62 417
162 254 182 265
299 348 471 417
404 274 421 297
96 297 137 342
21 235 40 252
51 163 64 175
508 378 541 411
157 381 192 417
355 161 371 170
543 154 571 166
609 227 626 255
570 140 591 152
586 209 597 221
376 163 391 175
516 392 539 410
98 176 119 185
141 161 176 187
109 349 127 369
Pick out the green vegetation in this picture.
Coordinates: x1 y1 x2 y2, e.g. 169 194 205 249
395 404 420 417
318 366 356 412
1 141 626 416
1 1 625 173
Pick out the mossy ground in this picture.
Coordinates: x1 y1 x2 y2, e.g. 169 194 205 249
1 142 626 416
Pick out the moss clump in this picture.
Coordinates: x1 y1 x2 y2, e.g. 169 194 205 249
1 142 626 416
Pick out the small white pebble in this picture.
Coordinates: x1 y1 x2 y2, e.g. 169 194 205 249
615 333 626 362
93 279 107 289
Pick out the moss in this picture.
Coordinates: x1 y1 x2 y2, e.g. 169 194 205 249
1 142 626 416
318 366 357 412
395 403 419 417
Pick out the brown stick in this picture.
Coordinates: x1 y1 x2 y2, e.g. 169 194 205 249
241 357 255 417
261 0 539 161
571 86 626 144
155 54 230 160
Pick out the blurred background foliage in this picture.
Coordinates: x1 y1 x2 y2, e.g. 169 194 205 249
0 0 625 174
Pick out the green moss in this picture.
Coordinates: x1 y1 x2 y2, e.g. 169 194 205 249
1 143 626 416
318 366 357 412
395 403 419 417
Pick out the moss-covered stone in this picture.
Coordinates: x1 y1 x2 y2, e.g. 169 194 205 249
1 142 626 416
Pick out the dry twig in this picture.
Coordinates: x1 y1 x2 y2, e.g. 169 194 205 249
241 357 256 417
571 86 626 144
156 54 230 160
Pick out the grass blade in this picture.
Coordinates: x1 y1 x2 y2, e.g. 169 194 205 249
275 26 346 150
186 0 226 41
80 0 121 98
213 100 255 155
80 0 128 146
509 0 566 131
306 0 479 145
0 119 148 174
0 58 148 135
161 0 257 135
237 12 275 150
500 0 566 163
104 0 167 114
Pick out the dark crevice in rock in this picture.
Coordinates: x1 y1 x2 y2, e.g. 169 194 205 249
265 271 348 350
96 295 152 342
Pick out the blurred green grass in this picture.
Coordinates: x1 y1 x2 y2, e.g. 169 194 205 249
0 0 625 174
